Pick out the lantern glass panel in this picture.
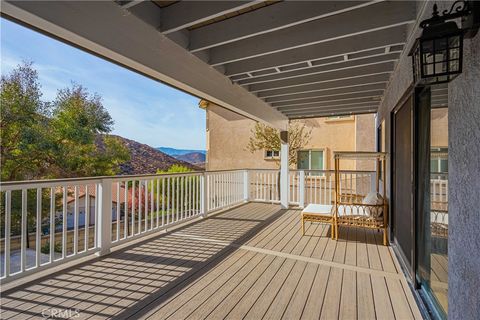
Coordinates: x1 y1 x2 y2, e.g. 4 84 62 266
449 36 460 47
435 62 446 74
435 38 448 51
449 60 459 72
449 47 460 59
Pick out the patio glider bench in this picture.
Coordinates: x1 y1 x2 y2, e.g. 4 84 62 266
333 152 389 246
301 204 335 239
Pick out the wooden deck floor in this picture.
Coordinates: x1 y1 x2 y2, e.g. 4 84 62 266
0 203 422 319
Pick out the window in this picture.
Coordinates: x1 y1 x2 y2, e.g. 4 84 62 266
431 147 448 173
265 150 280 159
297 150 324 170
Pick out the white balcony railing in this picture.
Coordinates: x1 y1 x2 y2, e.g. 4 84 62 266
0 169 448 283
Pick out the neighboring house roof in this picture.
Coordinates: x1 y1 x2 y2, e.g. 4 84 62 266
66 185 129 204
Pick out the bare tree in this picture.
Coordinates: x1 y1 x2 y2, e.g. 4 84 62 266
247 120 312 167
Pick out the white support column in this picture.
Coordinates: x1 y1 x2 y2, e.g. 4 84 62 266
97 178 112 256
200 173 208 218
299 170 305 208
243 170 250 202
280 131 289 209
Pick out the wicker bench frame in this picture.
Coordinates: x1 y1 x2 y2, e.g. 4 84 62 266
333 152 389 245
301 208 335 239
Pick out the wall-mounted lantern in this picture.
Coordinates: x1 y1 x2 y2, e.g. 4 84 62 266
409 1 479 85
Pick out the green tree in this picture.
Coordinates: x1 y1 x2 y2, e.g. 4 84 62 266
1 63 130 181
1 63 130 248
0 62 52 181
49 84 129 177
247 121 312 167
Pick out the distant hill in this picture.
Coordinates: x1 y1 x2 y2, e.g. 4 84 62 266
175 152 206 165
105 136 201 174
157 147 206 157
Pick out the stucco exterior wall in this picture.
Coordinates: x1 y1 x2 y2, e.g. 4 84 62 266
206 104 279 171
206 104 375 171
431 108 448 148
448 31 480 320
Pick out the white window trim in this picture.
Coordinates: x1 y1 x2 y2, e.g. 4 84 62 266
297 149 326 171
264 149 280 160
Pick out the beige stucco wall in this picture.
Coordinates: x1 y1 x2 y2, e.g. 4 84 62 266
206 104 279 171
205 103 375 171
431 108 448 148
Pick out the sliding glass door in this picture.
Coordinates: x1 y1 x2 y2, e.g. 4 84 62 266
415 84 449 319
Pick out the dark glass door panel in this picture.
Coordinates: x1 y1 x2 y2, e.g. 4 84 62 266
393 96 414 274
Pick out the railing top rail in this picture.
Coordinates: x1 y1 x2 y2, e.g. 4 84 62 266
0 171 205 189
0 168 381 190
293 169 376 174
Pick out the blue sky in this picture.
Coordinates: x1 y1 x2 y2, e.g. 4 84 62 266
0 18 206 150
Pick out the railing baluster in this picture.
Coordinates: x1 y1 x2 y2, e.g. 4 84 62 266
85 185 90 250
36 188 42 268
150 180 154 230
132 181 135 235
50 187 55 260
5 191 11 276
161 178 165 226
143 180 147 231
144 180 148 231
176 177 180 222
188 175 192 217
167 177 170 225
156 179 160 228
62 186 67 259
116 182 120 241
74 185 79 255
180 176 184 220
21 189 27 272
138 180 142 233
124 181 128 239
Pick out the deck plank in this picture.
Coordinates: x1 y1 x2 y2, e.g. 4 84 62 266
225 257 286 320
339 269 357 320
344 226 357 266
319 267 343 320
386 277 415 320
206 254 277 320
0 203 422 320
185 253 268 320
281 263 318 320
356 229 370 269
356 272 376 320
263 261 307 319
243 259 296 320
371 274 395 320
301 265 331 320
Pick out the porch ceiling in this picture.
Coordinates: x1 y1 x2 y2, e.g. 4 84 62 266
1 0 419 124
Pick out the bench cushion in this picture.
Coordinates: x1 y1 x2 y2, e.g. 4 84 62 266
302 204 333 215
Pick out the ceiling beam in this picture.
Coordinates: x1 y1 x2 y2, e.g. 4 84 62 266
209 1 415 66
264 84 387 104
279 101 381 113
248 61 395 93
159 1 260 34
188 1 376 52
284 105 379 117
257 73 391 98
1 0 287 129
289 109 376 119
224 25 408 76
237 52 401 86
272 90 384 108
274 94 383 108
